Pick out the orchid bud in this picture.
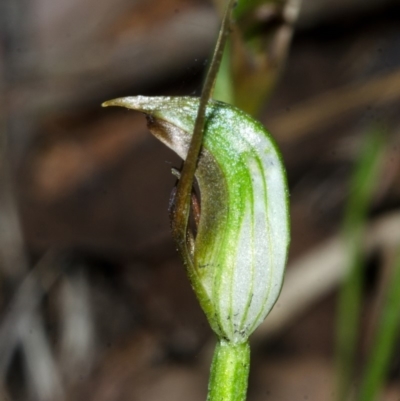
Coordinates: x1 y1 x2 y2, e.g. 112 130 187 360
103 96 290 343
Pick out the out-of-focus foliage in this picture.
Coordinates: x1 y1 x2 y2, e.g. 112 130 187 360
358 249 400 401
1 1 400 400
335 129 385 401
212 0 301 115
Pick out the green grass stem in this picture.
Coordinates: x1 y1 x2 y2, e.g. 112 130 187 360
357 249 400 401
336 130 385 401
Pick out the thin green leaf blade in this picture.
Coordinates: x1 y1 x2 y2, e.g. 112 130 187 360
336 129 385 401
357 249 400 401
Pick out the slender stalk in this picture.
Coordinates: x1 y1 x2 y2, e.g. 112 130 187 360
207 341 250 401
335 130 384 401
170 0 236 264
357 249 400 401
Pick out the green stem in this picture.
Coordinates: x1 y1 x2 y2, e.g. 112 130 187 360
335 129 384 401
357 249 400 401
207 340 250 401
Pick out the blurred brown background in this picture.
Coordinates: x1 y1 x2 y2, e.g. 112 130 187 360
1 0 400 400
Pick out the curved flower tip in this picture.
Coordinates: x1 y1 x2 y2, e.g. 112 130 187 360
103 96 290 343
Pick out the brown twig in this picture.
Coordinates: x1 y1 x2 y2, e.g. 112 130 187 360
170 0 236 264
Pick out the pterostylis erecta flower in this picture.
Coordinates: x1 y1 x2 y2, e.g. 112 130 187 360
103 1 290 401
103 96 290 341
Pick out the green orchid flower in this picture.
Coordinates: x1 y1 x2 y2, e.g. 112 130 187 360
103 96 290 401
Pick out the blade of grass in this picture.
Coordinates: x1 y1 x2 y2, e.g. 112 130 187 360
357 249 400 401
335 129 385 401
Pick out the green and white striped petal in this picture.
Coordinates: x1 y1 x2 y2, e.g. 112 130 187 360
103 96 290 343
